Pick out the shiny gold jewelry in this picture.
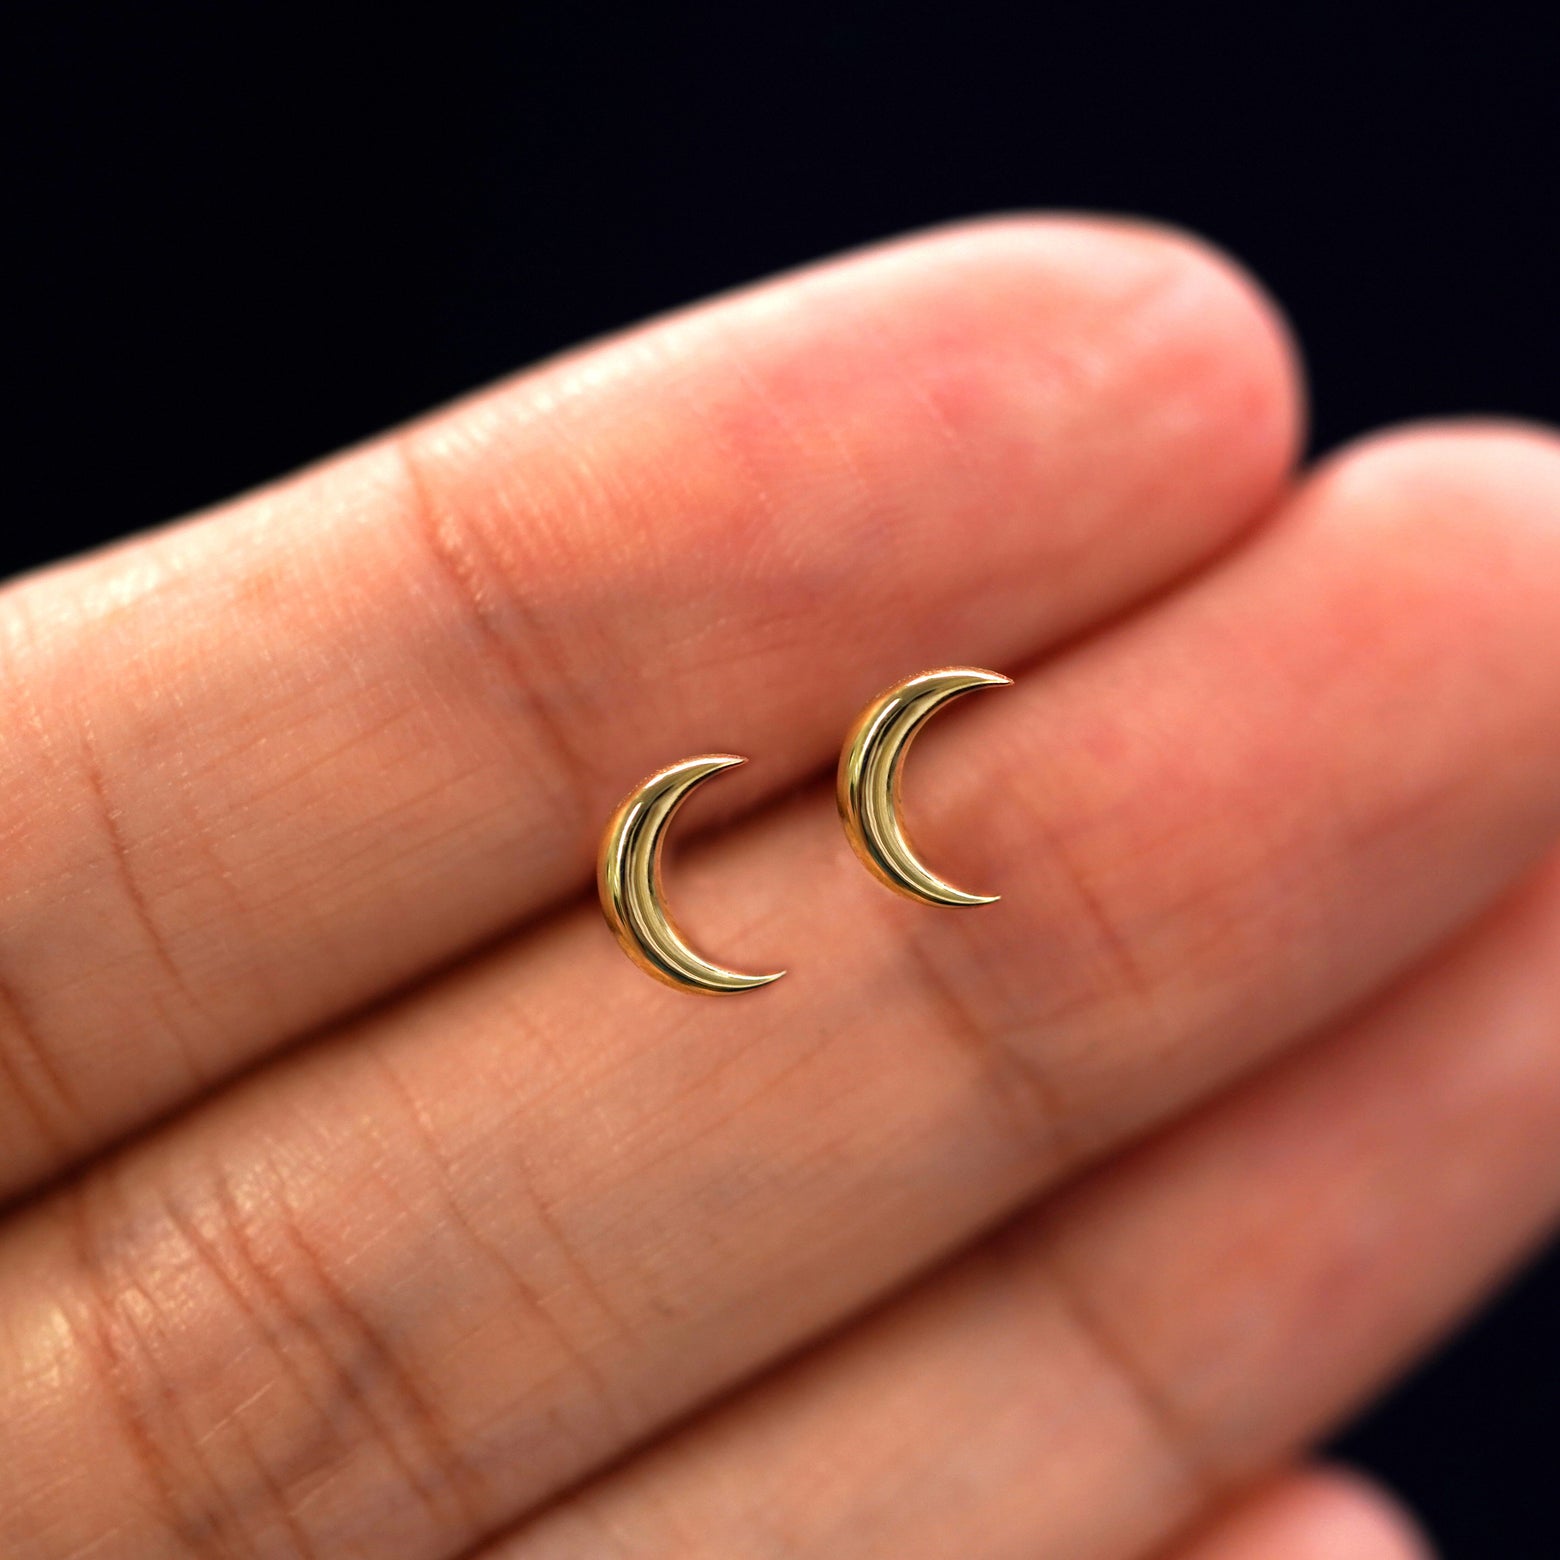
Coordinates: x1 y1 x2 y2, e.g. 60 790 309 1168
837 667 1012 906
598 755 785 994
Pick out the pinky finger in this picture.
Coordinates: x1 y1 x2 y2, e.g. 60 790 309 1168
1166 1467 1432 1560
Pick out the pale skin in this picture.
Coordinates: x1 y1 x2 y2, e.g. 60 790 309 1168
5 216 1560 1560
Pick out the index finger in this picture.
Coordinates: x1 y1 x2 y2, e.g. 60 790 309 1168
0 216 1299 1199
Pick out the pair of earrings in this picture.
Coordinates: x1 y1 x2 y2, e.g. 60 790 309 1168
598 666 1011 994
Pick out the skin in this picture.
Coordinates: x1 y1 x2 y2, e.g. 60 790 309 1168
0 216 1556 1558
1163 1469 1433 1560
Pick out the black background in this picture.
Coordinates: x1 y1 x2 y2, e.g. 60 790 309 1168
9 4 1560 1553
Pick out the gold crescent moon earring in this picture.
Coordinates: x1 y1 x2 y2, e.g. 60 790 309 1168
598 755 785 994
837 667 1012 906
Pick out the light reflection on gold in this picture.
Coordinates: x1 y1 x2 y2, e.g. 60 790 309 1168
837 667 1011 907
598 755 785 994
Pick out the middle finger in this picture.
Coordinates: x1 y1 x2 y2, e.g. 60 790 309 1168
5 424 1560 1560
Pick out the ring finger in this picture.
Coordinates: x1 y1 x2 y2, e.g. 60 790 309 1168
490 859 1560 1559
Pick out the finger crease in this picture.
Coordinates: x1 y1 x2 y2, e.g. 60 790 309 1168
900 921 1071 1157
207 1154 480 1538
62 1188 242 1558
155 1189 341 1559
394 433 594 850
1040 1244 1224 1516
74 720 208 1086
372 1050 629 1451
0 965 80 1158
1029 804 1158 1007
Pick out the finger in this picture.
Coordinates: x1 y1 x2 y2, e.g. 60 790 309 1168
480 863 1557 1560
0 215 1299 1201
5 424 1559 1560
1162 1469 1433 1560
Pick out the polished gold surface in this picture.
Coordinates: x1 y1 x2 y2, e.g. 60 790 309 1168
598 755 785 994
837 667 1012 906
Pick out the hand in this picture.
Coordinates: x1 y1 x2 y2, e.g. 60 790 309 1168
2 217 1557 1560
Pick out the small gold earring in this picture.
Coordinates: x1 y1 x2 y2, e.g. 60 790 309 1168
837 667 1011 906
598 755 785 994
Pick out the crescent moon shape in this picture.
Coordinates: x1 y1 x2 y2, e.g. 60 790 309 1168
837 667 1012 907
598 755 785 994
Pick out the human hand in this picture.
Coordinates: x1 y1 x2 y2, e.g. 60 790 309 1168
2 217 1558 1559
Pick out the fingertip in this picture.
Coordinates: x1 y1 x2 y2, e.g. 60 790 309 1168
1278 1466 1437 1560
725 213 1306 577
885 211 1307 475
1292 417 1560 638
1174 1466 1435 1560
1315 415 1560 504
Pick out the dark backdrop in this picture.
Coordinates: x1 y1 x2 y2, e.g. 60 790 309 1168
9 4 1559 1553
